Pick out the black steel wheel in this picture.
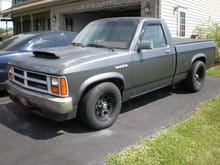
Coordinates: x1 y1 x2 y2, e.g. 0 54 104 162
95 93 115 121
185 61 206 92
79 82 121 130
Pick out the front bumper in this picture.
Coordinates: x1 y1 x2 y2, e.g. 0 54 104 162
6 80 76 121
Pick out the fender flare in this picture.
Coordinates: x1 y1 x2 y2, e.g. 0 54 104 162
78 72 125 101
191 53 206 64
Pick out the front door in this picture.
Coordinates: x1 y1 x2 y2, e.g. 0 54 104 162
132 23 175 96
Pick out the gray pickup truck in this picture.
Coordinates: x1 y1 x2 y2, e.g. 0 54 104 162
6 17 215 130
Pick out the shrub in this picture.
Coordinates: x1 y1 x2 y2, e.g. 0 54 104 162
195 22 220 61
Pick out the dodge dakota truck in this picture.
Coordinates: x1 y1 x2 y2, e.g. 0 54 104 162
6 17 215 130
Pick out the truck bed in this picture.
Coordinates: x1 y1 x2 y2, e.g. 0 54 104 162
173 38 212 45
173 38 215 79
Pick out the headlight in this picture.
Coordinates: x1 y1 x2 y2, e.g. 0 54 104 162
50 76 68 97
51 77 59 86
8 66 14 81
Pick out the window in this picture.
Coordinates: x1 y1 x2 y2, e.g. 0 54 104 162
14 0 28 5
178 8 187 37
32 33 57 49
65 18 73 31
14 0 31 5
0 34 35 51
31 32 73 50
179 11 186 37
141 24 167 48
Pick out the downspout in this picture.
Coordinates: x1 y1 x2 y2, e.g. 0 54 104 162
20 16 23 33
30 14 33 32
158 0 161 18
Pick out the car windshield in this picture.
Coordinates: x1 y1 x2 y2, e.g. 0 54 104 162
0 34 35 51
73 19 139 49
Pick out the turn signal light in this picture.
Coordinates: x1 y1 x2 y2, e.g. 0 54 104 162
60 77 68 96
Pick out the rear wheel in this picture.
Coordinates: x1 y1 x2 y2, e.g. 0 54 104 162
185 61 206 92
79 82 121 130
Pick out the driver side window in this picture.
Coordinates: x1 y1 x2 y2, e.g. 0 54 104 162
141 24 167 49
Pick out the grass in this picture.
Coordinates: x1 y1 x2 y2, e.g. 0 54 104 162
106 95 220 165
207 66 220 77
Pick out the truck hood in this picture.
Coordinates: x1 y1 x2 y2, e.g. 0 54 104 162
8 45 129 75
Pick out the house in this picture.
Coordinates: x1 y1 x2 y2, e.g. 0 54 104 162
0 0 13 39
2 0 220 38
160 0 220 38
0 0 13 26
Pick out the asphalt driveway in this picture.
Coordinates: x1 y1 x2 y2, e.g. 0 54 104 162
0 77 220 165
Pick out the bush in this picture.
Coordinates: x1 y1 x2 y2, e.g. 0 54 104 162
196 22 220 61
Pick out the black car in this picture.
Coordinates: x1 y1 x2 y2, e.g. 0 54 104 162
0 31 77 90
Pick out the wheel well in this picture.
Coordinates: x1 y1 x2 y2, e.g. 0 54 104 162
193 57 206 64
80 78 124 101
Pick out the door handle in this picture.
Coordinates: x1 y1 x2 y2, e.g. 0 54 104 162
165 49 171 53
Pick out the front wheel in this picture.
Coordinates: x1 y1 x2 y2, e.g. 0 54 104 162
185 61 206 92
79 82 122 130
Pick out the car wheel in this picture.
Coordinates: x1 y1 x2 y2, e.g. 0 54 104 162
79 82 121 130
185 61 206 92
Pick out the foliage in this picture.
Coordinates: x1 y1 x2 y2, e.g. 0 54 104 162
106 95 220 165
195 22 220 60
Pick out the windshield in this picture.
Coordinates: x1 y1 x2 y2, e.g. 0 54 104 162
73 19 139 49
0 36 17 51
0 34 35 51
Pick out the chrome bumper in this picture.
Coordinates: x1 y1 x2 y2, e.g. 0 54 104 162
6 80 76 121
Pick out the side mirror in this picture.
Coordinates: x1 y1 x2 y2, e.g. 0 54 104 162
137 41 153 52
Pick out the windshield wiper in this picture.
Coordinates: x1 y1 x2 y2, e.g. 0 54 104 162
72 42 85 47
86 43 114 52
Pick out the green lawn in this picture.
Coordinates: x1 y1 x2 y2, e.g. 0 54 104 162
106 96 220 165
106 66 220 165
207 66 220 77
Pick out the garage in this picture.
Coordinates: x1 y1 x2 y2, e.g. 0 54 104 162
63 5 141 32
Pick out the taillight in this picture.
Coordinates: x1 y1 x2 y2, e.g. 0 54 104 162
50 77 68 97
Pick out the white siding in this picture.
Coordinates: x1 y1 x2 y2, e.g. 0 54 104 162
160 0 220 38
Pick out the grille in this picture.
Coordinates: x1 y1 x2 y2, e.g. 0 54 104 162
11 67 50 94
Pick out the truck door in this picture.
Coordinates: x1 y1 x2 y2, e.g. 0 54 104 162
132 23 175 96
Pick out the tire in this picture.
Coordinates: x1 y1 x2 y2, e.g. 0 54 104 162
79 82 122 130
185 61 206 92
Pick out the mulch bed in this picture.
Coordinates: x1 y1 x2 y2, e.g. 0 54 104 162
214 61 220 67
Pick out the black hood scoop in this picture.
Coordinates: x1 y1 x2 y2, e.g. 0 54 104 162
33 51 60 59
